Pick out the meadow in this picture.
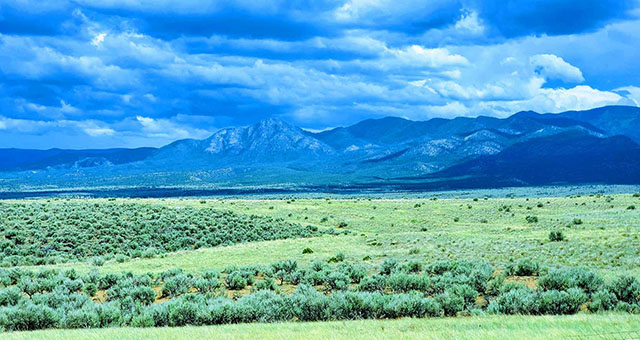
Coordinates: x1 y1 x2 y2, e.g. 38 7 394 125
0 192 639 337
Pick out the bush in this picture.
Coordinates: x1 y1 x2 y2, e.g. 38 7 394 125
470 262 494 293
234 291 293 323
192 277 220 293
225 272 248 291
290 285 332 321
525 215 538 223
446 284 478 307
614 301 640 313
168 298 203 327
0 287 24 306
95 302 121 327
325 272 350 291
162 274 191 297
302 248 314 254
405 261 422 273
270 260 298 275
131 313 155 327
485 274 505 296
331 291 380 319
382 293 441 318
139 303 168 327
327 252 345 263
84 283 98 297
2 303 60 331
548 230 565 242
337 262 368 283
538 267 602 293
435 291 465 316
387 274 431 293
90 257 105 267
489 287 539 315
537 289 586 315
588 290 618 312
63 307 100 329
379 259 399 275
513 258 540 276
141 247 158 259
253 278 278 292
358 275 386 293
607 275 640 304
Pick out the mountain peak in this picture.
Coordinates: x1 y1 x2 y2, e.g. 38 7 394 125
200 117 333 160
254 117 291 128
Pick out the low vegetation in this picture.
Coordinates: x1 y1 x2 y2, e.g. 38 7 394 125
1 191 639 336
1 258 639 331
0 201 331 266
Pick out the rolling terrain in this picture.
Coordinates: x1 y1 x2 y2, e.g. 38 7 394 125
1 105 639 191
1 193 639 338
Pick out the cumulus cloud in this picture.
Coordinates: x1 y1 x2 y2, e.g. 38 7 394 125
530 54 584 83
454 10 484 34
0 0 639 148
388 45 468 68
615 86 640 106
135 116 211 140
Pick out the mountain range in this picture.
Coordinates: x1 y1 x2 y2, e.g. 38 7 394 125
2 105 640 192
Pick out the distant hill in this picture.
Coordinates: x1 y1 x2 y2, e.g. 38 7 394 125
0 148 156 172
1 105 639 190
430 131 640 186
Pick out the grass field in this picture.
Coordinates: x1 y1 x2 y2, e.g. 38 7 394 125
22 193 640 277
3 192 640 338
1 314 638 340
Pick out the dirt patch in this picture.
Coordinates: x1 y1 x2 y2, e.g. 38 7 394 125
505 276 538 289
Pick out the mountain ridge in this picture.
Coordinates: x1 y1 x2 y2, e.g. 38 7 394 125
1 105 639 190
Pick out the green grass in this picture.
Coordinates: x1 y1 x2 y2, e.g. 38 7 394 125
4 193 640 339
23 194 639 277
1 314 638 340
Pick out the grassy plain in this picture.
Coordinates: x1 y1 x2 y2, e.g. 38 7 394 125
4 192 640 339
21 193 640 277
1 314 638 340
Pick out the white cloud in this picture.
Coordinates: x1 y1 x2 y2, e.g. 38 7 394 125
536 85 622 112
388 45 469 68
136 115 211 139
91 32 107 47
454 10 484 34
615 86 640 106
530 54 585 83
83 127 115 136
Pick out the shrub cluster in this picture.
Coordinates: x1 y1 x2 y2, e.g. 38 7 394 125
0 202 328 266
0 260 639 332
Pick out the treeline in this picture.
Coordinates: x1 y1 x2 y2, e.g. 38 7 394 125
1 258 639 331
0 201 333 266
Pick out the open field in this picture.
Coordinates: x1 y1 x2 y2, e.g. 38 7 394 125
14 193 639 277
1 314 638 340
1 192 640 337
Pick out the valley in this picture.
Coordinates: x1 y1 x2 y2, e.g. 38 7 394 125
1 193 639 338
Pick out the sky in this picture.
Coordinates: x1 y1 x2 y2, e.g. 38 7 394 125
1 0 640 149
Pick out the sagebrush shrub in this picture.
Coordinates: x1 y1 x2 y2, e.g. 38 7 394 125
607 275 640 304
513 258 540 276
548 230 565 242
435 291 464 316
63 307 100 329
588 290 618 312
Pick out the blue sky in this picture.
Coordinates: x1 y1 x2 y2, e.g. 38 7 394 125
1 0 640 149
